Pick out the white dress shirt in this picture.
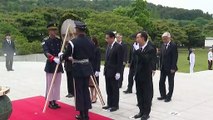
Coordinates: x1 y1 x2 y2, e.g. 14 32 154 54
208 51 212 61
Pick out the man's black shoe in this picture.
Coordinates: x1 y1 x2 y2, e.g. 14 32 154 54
109 107 119 112
75 115 82 120
123 90 132 94
133 112 143 119
164 98 171 102
157 97 165 100
102 106 110 110
141 114 150 120
66 93 74 98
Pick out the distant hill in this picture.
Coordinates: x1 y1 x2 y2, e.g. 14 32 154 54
147 3 212 20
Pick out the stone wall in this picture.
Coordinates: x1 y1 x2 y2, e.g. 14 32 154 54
0 54 46 62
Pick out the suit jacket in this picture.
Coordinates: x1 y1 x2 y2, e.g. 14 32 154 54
104 42 123 77
91 47 101 72
160 41 178 71
121 42 128 64
64 42 73 72
135 44 155 82
147 40 157 71
2 40 15 56
128 42 137 69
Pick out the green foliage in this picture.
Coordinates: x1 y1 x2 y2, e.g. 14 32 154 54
114 0 152 31
203 20 213 37
15 12 47 42
185 24 205 47
151 20 187 47
86 12 141 48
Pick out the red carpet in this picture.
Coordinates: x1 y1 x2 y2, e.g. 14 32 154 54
10 96 112 120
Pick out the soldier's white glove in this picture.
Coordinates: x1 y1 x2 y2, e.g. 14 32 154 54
133 76 135 80
58 52 63 58
68 56 73 61
95 71 100 77
53 57 60 64
133 43 139 50
4 54 7 57
14 53 16 56
115 73 120 80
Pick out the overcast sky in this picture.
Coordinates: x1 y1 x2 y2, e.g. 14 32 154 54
146 0 213 14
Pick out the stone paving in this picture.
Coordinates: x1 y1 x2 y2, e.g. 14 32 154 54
1 61 213 120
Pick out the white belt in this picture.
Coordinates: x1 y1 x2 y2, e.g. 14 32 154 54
73 59 89 64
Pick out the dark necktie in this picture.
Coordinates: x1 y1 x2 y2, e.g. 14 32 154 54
106 45 111 59
164 44 167 53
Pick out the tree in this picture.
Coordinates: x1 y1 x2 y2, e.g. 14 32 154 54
185 24 205 47
113 0 154 40
203 21 213 37
15 12 47 42
85 12 141 48
151 20 187 47
113 0 150 25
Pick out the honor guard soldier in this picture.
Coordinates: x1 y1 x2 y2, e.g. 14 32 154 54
59 21 95 120
42 22 63 109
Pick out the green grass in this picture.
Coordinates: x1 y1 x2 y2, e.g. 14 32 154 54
101 48 209 73
178 48 208 73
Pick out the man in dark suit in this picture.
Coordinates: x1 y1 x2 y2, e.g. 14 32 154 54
2 33 16 71
123 34 137 94
116 33 128 88
132 31 155 120
59 21 95 120
157 32 178 102
64 42 74 98
103 31 123 112
90 37 101 103
147 40 157 73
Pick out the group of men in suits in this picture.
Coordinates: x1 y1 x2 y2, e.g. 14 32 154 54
102 31 178 120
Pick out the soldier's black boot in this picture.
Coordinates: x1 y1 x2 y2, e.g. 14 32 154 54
76 111 83 120
53 100 61 108
48 101 57 109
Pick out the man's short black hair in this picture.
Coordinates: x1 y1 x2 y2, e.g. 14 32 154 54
138 31 148 41
5 32 10 36
130 34 136 40
105 31 115 38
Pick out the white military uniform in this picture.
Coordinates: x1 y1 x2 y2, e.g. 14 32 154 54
189 52 195 73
